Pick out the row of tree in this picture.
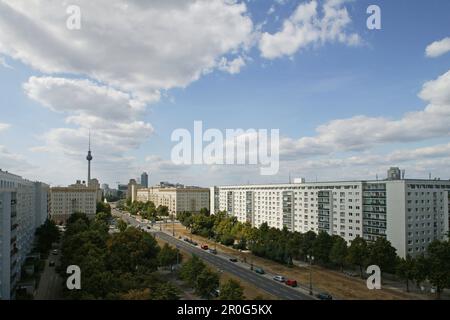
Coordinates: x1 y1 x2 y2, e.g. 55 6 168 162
34 219 60 255
118 200 169 220
59 211 180 300
178 211 450 298
179 255 245 300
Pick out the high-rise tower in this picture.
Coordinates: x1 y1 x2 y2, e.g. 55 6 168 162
86 132 93 185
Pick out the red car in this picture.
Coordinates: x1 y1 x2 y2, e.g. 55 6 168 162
285 279 298 287
201 244 209 250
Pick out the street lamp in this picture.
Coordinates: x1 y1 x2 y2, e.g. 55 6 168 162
307 255 314 296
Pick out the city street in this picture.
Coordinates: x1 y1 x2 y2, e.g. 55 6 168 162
35 248 63 300
113 208 314 300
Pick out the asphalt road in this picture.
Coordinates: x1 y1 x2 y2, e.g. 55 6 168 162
35 249 63 300
113 208 314 300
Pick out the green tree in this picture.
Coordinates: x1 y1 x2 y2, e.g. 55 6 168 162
179 255 207 286
329 236 348 271
35 219 60 255
96 202 112 216
199 207 210 216
195 269 220 299
367 237 398 275
396 255 415 292
346 236 369 278
427 240 450 299
312 231 334 265
412 254 428 289
157 205 169 217
117 219 128 232
106 227 160 274
219 279 245 300
158 243 181 268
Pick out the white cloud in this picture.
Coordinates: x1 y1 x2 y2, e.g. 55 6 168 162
0 56 12 69
0 123 10 132
24 76 154 164
218 56 246 75
0 145 34 173
0 0 254 102
426 37 450 58
280 69 450 158
259 0 360 59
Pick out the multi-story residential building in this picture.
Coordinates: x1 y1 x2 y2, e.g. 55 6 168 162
136 186 210 215
210 170 449 258
0 170 49 300
50 180 97 224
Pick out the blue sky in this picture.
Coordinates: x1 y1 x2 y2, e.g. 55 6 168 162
0 0 450 187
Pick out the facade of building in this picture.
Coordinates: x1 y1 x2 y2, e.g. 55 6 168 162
210 175 449 258
50 180 97 224
141 172 149 188
88 178 103 203
136 187 210 215
0 170 49 300
127 179 138 203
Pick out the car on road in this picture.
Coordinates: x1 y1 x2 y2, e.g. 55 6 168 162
285 279 298 287
316 292 333 300
51 249 58 255
201 244 209 250
254 267 265 275
49 261 55 267
208 248 217 254
273 275 286 282
229 258 238 263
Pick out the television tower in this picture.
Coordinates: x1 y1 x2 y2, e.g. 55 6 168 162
86 131 93 186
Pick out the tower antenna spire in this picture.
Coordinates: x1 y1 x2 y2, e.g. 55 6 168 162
86 130 93 186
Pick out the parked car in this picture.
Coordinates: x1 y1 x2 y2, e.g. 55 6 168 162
285 279 298 287
229 257 238 263
208 248 217 254
316 292 333 300
51 249 58 255
212 289 220 298
273 275 286 282
254 267 265 275
201 244 209 250
343 271 359 277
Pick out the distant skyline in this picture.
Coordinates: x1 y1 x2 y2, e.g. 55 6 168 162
1 0 450 188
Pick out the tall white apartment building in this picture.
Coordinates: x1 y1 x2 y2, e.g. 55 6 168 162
50 180 97 224
136 187 210 215
0 170 49 300
210 174 449 258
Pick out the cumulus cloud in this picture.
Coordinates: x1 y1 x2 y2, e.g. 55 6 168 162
280 69 450 158
218 56 247 75
426 37 450 58
0 0 254 102
259 0 360 59
24 76 154 162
